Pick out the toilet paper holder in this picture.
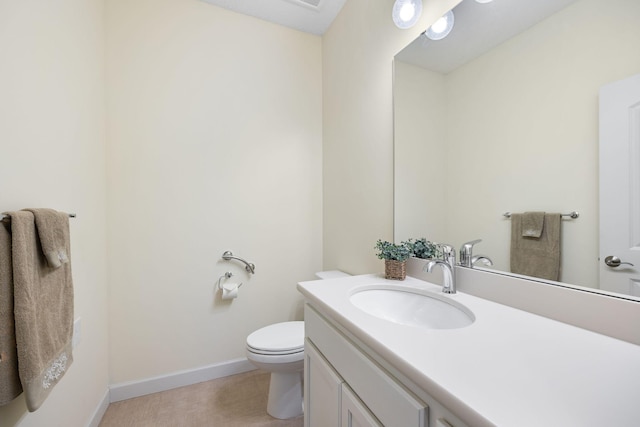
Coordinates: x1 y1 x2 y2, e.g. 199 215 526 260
216 272 243 290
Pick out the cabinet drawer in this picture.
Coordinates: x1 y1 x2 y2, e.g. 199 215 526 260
305 305 428 427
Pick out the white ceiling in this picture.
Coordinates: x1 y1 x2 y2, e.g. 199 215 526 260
198 0 581 70
198 0 347 35
395 0 579 74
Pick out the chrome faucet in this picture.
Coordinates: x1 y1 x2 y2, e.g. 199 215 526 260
459 239 494 268
459 239 482 267
424 244 456 294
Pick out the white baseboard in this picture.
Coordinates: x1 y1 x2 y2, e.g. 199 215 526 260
86 390 110 427
109 358 255 403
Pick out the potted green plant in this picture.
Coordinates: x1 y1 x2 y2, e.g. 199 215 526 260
406 238 440 260
374 239 411 280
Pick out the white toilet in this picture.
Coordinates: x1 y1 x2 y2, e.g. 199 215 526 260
246 321 305 419
245 270 350 419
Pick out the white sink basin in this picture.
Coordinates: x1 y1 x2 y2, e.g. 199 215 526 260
349 287 474 329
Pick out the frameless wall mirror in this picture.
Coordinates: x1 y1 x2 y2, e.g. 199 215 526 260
393 0 640 301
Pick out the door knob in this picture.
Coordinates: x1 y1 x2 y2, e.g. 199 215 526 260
604 255 634 268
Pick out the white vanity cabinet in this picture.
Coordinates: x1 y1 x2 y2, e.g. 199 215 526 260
304 304 464 427
305 336 382 427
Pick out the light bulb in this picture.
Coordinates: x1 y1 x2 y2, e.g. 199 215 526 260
430 16 448 34
392 0 423 29
399 3 416 22
425 10 455 40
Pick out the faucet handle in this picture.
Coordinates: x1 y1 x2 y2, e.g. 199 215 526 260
461 239 482 251
459 239 483 267
438 243 455 257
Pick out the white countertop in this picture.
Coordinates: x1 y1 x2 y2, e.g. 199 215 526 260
298 274 640 427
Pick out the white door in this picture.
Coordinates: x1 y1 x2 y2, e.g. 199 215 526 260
599 73 640 298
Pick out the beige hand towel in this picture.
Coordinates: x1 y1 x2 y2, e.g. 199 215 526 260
510 213 561 281
9 211 74 412
0 221 23 406
522 211 545 238
23 208 69 268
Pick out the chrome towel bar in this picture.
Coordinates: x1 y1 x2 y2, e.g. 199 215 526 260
1 212 76 221
503 211 579 219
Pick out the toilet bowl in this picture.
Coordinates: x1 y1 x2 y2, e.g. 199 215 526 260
245 270 350 419
246 321 305 419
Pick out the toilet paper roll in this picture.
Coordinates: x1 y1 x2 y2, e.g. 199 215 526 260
221 283 240 300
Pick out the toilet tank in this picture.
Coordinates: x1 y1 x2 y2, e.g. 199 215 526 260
315 270 351 280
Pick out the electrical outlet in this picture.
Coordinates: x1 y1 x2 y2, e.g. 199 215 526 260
72 317 82 348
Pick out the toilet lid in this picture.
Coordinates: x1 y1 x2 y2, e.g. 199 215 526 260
247 321 304 353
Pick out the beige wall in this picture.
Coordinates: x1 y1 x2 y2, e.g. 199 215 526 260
0 0 109 426
322 0 461 274
1 0 322 422
394 0 640 288
105 0 322 384
394 62 448 244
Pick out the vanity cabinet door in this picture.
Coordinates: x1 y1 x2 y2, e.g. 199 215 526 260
306 305 428 427
304 339 342 427
341 384 383 427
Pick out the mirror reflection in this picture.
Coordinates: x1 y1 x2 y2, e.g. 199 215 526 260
393 0 640 299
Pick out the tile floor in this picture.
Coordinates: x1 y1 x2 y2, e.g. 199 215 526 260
99 370 303 427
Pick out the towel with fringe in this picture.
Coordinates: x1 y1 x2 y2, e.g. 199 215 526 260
9 210 74 412
0 220 23 406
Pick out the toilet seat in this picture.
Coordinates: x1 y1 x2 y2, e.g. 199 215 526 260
247 347 303 356
246 321 304 355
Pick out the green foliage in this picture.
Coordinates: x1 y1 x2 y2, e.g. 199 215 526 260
405 238 440 259
375 238 440 262
374 240 411 262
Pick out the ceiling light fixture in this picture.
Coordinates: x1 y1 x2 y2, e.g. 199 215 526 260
424 10 455 41
392 0 423 29
475 0 494 3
